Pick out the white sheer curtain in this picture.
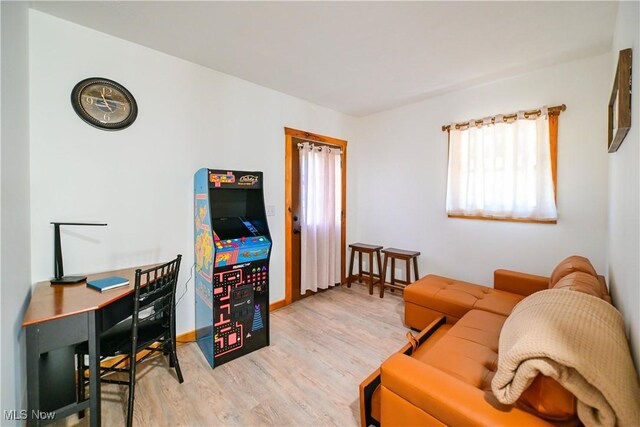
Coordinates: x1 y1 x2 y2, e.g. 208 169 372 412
446 107 557 221
299 142 342 294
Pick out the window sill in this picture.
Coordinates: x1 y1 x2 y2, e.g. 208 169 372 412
447 214 557 225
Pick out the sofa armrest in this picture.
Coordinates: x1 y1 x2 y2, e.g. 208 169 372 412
494 269 549 297
380 354 551 426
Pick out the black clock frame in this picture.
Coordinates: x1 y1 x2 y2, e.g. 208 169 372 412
71 77 138 131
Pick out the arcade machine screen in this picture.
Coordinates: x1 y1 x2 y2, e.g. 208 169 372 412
209 189 248 217
211 217 256 240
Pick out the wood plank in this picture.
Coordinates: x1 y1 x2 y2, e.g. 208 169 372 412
448 213 558 224
284 134 294 306
53 284 409 426
177 330 196 345
289 135 303 303
349 243 383 252
382 248 420 258
23 265 157 326
269 299 287 312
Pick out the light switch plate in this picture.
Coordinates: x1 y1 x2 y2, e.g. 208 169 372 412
266 205 275 216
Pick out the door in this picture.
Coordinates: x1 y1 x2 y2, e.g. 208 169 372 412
285 128 347 305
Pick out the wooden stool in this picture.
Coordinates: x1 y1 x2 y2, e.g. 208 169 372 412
347 243 383 295
380 248 420 298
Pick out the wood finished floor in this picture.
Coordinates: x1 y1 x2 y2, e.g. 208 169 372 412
55 284 410 426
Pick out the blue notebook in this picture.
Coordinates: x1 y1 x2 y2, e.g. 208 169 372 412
87 276 129 292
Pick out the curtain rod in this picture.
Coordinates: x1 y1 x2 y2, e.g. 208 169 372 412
296 142 343 154
441 104 566 132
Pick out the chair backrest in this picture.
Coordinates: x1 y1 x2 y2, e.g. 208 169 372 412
132 255 182 340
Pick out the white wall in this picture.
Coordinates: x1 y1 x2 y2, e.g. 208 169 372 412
1 1 32 420
353 54 610 285
29 10 355 335
608 0 639 369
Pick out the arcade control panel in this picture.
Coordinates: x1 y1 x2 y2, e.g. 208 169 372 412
214 236 270 266
212 259 268 362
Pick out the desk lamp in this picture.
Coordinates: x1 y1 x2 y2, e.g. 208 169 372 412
50 222 107 284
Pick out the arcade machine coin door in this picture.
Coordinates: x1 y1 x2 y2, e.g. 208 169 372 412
194 169 272 368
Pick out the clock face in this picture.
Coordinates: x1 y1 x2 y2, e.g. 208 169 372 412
71 78 137 130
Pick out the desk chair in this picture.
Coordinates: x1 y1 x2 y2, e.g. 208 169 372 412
76 255 184 427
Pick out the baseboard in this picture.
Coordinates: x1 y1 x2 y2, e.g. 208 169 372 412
177 330 196 345
269 299 287 311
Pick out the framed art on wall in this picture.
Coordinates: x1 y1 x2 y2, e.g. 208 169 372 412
608 48 632 153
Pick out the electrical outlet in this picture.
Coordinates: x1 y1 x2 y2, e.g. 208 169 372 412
266 205 275 216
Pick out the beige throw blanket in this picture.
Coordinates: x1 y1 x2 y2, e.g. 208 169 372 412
492 289 640 426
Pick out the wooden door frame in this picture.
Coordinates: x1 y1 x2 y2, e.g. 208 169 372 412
284 127 348 306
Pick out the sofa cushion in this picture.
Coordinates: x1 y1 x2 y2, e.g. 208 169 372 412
517 374 576 421
552 272 609 300
413 310 506 391
404 275 524 322
549 255 597 288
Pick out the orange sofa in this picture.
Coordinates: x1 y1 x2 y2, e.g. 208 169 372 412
360 256 613 426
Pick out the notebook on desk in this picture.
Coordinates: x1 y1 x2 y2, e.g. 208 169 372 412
87 276 129 292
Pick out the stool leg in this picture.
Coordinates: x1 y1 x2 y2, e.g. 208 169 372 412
390 258 396 291
347 248 355 288
413 257 419 281
380 255 388 298
376 251 383 294
358 252 363 283
368 252 374 295
406 259 411 284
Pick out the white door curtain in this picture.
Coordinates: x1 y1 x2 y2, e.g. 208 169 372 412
299 142 342 294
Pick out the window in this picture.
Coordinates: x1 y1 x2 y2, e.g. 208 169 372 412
445 105 562 223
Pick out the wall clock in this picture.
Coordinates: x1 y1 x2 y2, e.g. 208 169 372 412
71 77 137 130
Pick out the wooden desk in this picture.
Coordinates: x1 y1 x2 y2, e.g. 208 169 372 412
23 265 152 426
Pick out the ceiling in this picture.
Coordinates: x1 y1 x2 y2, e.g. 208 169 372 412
30 1 618 117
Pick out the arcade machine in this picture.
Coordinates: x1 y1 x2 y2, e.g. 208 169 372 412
194 168 272 368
